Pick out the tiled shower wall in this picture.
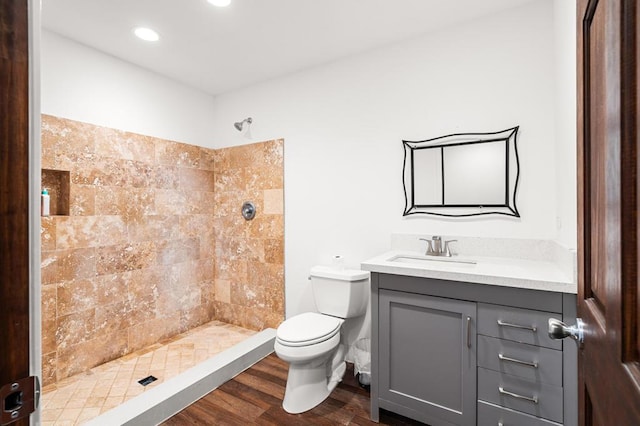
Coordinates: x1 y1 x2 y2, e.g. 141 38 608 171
213 140 284 330
40 115 284 386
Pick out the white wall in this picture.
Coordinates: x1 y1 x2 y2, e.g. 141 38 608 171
41 30 216 147
553 0 578 250
208 0 574 318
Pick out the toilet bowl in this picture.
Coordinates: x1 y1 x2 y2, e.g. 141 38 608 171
275 312 345 413
274 266 369 414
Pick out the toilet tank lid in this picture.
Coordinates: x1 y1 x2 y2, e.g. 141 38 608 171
310 265 370 281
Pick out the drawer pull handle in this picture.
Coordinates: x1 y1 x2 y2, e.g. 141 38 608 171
498 386 539 404
467 316 472 348
498 353 539 369
497 320 537 332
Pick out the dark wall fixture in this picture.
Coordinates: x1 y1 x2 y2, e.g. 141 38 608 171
402 126 520 217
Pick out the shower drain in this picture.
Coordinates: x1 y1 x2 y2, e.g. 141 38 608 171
137 375 158 386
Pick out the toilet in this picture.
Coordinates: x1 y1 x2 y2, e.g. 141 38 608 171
274 265 370 414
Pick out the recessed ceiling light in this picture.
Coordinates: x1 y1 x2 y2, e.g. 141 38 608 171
208 0 231 7
133 27 160 42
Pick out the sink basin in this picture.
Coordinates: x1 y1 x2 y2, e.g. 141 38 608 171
387 254 477 268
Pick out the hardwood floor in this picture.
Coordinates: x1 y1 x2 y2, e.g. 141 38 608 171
161 353 424 425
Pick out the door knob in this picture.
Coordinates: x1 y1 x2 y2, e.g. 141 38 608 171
548 318 584 344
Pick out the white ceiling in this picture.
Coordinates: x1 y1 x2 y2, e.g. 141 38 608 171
41 0 535 96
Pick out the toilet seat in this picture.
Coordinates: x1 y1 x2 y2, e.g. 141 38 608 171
276 312 343 347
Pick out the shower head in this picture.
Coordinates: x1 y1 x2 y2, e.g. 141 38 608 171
234 117 252 131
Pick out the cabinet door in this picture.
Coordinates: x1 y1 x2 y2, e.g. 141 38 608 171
379 289 476 426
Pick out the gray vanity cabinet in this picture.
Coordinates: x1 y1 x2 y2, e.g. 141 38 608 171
378 289 477 426
370 272 578 426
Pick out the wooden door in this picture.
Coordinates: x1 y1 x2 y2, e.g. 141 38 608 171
0 0 34 425
577 0 640 424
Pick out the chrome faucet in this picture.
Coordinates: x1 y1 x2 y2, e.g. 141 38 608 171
419 236 457 257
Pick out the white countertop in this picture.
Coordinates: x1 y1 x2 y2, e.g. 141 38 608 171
361 249 577 294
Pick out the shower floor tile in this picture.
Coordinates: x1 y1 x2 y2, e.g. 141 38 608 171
41 320 256 425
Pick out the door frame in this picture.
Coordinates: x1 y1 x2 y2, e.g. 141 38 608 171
28 0 42 423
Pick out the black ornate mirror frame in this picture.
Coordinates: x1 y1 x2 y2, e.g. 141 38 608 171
402 126 520 217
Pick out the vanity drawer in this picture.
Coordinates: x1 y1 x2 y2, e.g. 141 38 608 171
478 335 563 387
478 303 562 350
478 368 563 423
478 401 562 426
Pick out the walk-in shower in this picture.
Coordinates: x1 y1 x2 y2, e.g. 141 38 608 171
40 115 284 423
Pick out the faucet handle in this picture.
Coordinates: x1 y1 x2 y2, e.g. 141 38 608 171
444 240 458 257
419 238 436 255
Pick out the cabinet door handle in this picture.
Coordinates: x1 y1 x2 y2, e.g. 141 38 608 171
467 316 472 348
498 386 539 404
498 353 539 369
497 320 537 332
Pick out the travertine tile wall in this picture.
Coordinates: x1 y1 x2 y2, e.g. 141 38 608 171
212 140 285 330
40 115 284 386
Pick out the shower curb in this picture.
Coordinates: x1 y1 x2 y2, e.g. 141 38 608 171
83 328 276 426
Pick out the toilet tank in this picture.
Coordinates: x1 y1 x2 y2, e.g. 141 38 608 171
310 266 370 318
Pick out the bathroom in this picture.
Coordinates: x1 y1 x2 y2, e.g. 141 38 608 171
2 0 584 424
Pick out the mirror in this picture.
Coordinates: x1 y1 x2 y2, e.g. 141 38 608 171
402 126 520 217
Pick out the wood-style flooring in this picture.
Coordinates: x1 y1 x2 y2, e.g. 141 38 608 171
161 353 424 425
